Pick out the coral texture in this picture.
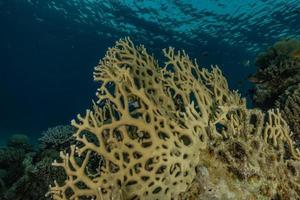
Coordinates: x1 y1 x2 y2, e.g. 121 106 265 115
48 38 300 200
0 131 68 200
250 58 300 110
254 38 300 70
180 108 300 199
275 84 300 147
250 38 300 147
39 125 75 149
250 38 300 109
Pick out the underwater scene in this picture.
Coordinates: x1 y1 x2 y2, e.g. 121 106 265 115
1 0 300 199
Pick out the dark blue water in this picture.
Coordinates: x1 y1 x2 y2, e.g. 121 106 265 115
1 0 300 145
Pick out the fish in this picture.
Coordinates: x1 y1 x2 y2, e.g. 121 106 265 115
242 60 251 67
247 73 265 83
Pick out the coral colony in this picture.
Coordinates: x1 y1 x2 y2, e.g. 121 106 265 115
1 38 300 200
45 38 300 200
250 38 300 148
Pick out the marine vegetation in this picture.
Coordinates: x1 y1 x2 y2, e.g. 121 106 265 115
47 38 300 200
250 38 300 148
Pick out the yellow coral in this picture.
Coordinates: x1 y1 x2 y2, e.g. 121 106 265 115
48 38 300 200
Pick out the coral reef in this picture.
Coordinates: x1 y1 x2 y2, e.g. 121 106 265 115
39 125 75 149
250 38 300 147
0 134 33 199
7 134 32 151
275 85 300 145
249 58 300 110
254 38 300 70
0 126 73 200
48 38 300 200
180 109 300 199
249 38 300 109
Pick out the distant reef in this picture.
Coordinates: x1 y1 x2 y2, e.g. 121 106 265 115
0 125 75 200
250 38 300 147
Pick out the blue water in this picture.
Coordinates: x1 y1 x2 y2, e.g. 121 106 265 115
1 0 300 145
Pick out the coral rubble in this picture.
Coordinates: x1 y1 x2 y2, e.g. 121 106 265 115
48 38 300 200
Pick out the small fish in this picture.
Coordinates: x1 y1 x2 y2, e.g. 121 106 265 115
243 60 250 67
247 74 265 83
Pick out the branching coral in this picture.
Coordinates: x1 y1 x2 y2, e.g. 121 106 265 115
39 125 75 149
250 38 300 148
48 38 300 200
250 38 300 109
275 84 300 147
249 59 300 109
181 108 300 199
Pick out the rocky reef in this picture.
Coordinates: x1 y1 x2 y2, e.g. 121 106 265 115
45 38 300 200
